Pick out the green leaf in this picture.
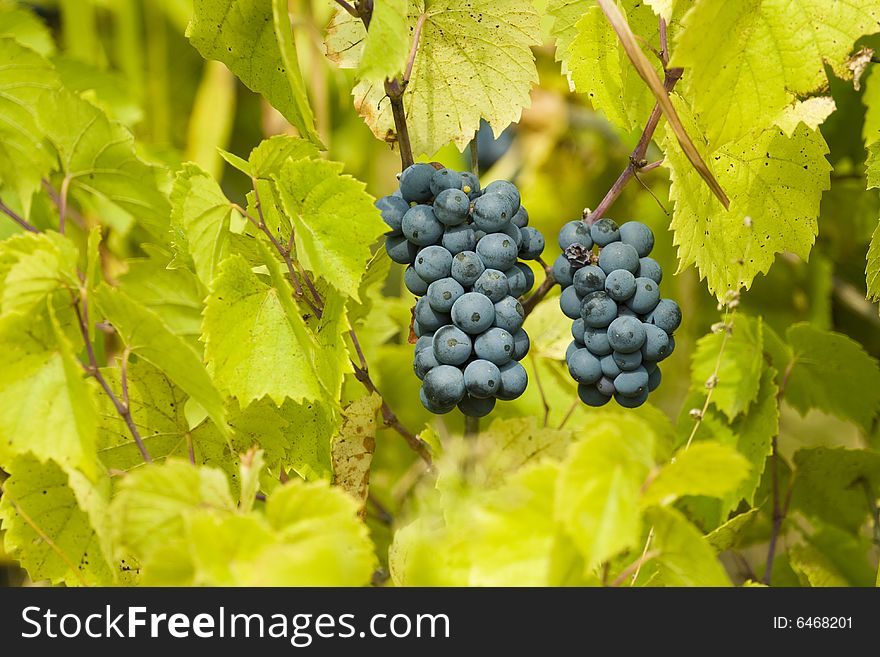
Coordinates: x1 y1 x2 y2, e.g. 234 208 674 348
0 231 77 317
112 459 236 560
729 367 779 507
238 447 266 513
0 454 113 586
788 543 849 587
642 442 750 507
782 323 880 430
546 0 590 79
201 254 323 406
360 0 409 83
867 219 880 302
332 393 381 512
94 284 230 440
555 416 654 570
672 0 880 146
690 314 763 420
185 61 236 179
170 163 232 287
0 39 60 217
792 446 880 532
807 524 878 587
705 508 759 552
643 0 673 20
862 65 880 147
273 157 387 300
0 3 55 56
187 0 321 146
566 2 657 131
664 95 831 298
773 97 836 137
335 0 541 156
647 506 732 586
54 55 143 127
219 134 319 179
37 88 171 240
0 309 98 477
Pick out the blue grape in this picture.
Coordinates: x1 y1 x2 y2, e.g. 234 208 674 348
614 366 649 397
598 242 640 275
567 347 602 384
560 285 583 319
642 323 670 361
399 163 435 202
604 269 636 301
451 251 486 286
385 234 418 264
442 224 477 254
427 277 465 313
497 361 528 400
458 394 496 417
627 277 660 314
519 227 544 260
474 327 515 365
571 318 586 342
617 306 639 318
612 349 642 371
376 195 409 234
415 296 450 332
484 180 520 214
607 316 647 354
584 327 612 355
618 221 655 257
433 325 472 365
423 364 466 407
511 206 529 228
590 218 620 246
412 319 425 338
474 229 487 241
614 388 648 408
512 328 530 360
464 359 502 398
473 269 510 303
414 245 453 282
476 233 519 271
402 205 444 246
663 334 676 360
558 220 593 250
645 298 682 334
493 295 524 334
581 291 618 328
578 383 611 407
596 376 616 397
502 223 523 251
404 266 429 295
433 188 470 226
460 171 481 199
451 292 495 334
413 346 438 380
638 257 663 283
566 340 581 361
430 168 463 196
505 264 529 298
472 194 513 232
517 262 535 294
648 366 661 392
419 387 456 414
415 335 434 353
552 254 574 287
600 354 621 378
572 265 606 296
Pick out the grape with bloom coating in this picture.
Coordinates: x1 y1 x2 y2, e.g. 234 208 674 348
376 195 409 234
402 205 444 246
399 163 435 202
433 325 472 366
451 250 485 287
474 327 515 365
427 277 465 313
590 217 620 246
433 188 470 226
464 359 502 398
558 220 593 251
414 245 453 282
476 233 519 271
451 292 495 334
493 295 524 334
496 361 528 400
473 269 510 303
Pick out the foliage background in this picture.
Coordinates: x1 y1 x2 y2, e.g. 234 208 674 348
0 0 878 587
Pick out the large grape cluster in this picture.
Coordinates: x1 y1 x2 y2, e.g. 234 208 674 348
377 163 545 417
555 218 680 408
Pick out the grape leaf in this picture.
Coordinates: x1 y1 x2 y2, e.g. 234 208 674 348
672 0 880 146
788 543 849 587
94 284 230 440
566 2 658 130
729 367 779 507
331 393 381 514
705 508 759 552
0 3 55 56
54 56 143 127
781 323 880 431
0 39 60 217
545 0 591 80
773 97 837 137
642 442 750 507
867 219 880 302
360 0 409 83
220 134 320 181
0 309 98 477
187 0 321 146
862 65 880 146
664 95 831 298
555 416 655 569
201 254 324 406
0 231 77 317
273 157 387 300
643 0 673 20
330 0 541 156
690 314 764 421
0 454 113 586
170 163 232 287
647 506 731 586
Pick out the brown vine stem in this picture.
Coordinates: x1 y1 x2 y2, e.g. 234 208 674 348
0 200 39 233
334 0 359 18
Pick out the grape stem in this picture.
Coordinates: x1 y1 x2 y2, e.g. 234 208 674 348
0 200 39 233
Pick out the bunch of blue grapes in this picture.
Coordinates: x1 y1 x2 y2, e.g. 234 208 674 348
377 163 545 417
555 218 680 408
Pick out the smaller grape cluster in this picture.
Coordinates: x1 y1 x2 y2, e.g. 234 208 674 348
555 218 680 408
377 163 545 417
